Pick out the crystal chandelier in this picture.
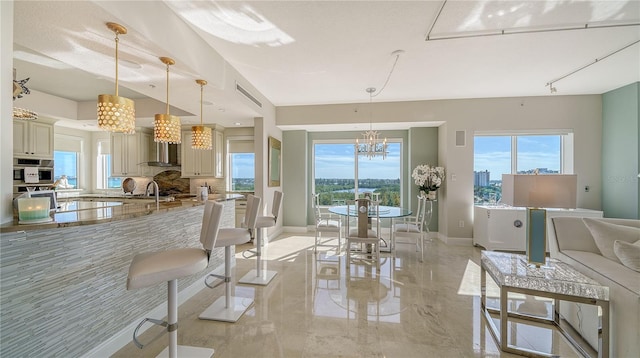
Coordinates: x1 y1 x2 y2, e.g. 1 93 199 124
191 79 212 150
154 57 181 144
356 87 387 160
97 22 135 134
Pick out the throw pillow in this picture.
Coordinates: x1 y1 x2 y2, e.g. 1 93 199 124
583 218 640 263
613 240 640 272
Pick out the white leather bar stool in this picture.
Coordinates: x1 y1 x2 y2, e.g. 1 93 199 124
127 201 223 358
199 195 261 322
239 191 282 286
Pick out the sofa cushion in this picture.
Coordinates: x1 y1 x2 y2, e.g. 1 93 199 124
551 217 601 253
561 249 640 296
583 218 640 263
614 240 640 272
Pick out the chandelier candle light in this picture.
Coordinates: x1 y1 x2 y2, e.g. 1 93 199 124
356 87 387 160
97 22 135 134
412 164 445 200
154 57 181 144
192 79 212 150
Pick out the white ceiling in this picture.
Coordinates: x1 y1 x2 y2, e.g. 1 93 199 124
12 0 640 131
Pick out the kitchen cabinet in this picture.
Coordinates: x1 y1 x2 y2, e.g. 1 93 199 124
181 130 215 177
214 130 224 178
473 206 603 252
13 120 54 159
111 131 150 177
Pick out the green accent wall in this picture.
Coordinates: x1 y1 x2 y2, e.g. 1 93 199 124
282 130 308 227
408 127 439 231
602 82 639 219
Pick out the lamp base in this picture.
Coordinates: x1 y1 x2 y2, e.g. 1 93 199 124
526 208 547 266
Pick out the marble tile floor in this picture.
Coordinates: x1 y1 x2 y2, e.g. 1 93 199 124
113 233 582 358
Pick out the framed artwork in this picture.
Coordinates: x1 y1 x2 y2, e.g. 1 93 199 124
268 136 281 187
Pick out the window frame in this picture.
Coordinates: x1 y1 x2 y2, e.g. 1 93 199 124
226 135 255 193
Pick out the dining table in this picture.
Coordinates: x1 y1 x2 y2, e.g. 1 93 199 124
328 204 412 252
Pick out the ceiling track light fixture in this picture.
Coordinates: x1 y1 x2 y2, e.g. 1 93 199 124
356 87 388 160
97 22 136 134
546 39 639 94
154 57 181 144
191 79 212 150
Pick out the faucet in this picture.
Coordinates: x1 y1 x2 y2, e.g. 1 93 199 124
145 181 159 207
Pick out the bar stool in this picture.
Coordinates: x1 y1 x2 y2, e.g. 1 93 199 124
239 191 282 286
127 201 223 358
199 195 261 322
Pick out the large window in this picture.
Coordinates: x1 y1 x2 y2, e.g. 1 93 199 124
313 141 401 206
54 151 78 187
96 139 121 189
227 138 255 192
474 133 571 205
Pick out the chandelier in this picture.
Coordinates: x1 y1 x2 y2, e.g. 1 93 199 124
191 79 212 150
154 56 181 144
356 87 387 160
97 22 135 134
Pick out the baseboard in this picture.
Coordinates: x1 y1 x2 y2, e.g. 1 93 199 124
436 233 473 246
83 264 225 358
283 225 310 233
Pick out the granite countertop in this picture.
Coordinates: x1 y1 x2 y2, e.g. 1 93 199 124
1 194 244 233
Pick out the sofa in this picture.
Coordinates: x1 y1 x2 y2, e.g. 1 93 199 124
548 217 640 358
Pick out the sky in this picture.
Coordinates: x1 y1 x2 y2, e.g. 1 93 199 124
474 135 561 181
231 153 255 178
314 143 401 179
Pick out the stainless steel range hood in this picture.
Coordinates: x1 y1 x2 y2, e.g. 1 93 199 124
147 142 180 167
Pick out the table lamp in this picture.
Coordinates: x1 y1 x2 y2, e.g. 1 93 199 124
502 174 577 266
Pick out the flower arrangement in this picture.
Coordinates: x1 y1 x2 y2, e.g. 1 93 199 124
412 164 445 194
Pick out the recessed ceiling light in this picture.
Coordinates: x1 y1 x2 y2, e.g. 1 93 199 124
218 108 225 112
234 122 241 126
203 100 213 105
149 84 156 89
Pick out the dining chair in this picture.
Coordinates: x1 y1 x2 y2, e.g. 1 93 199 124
345 198 381 270
312 193 342 253
391 195 427 261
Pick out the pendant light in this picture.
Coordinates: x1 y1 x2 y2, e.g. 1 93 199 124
356 87 387 160
97 22 135 134
191 79 212 150
154 57 181 143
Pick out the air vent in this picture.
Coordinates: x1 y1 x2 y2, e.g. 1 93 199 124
236 82 262 108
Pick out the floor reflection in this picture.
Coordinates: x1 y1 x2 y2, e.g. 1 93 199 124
113 233 580 358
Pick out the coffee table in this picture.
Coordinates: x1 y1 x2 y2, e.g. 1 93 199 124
480 251 609 358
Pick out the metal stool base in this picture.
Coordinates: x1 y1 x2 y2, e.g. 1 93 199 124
199 296 254 323
238 269 277 286
156 345 214 358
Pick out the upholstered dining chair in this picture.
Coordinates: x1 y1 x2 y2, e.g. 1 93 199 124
345 198 381 270
127 200 223 358
392 195 427 261
312 193 342 253
199 195 261 322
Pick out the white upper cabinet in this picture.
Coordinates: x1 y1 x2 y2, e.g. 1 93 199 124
13 120 54 159
181 130 215 177
111 130 151 177
214 130 224 178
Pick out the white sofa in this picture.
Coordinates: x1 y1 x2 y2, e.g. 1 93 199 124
548 217 640 358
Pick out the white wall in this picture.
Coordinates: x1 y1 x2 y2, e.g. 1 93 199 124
278 95 603 239
1 1 13 224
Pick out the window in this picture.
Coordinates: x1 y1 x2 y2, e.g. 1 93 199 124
313 141 401 206
96 139 121 189
227 138 255 192
474 133 571 205
54 151 78 187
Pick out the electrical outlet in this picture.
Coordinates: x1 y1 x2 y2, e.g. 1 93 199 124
459 220 464 228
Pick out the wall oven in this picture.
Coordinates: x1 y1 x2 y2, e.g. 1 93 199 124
13 158 54 193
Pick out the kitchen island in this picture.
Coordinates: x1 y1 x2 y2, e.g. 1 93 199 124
0 194 242 357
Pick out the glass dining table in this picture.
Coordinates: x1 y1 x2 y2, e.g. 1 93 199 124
328 205 412 252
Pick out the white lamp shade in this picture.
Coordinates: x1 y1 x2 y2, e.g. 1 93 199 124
502 174 577 209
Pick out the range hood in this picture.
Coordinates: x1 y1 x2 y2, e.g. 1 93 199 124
147 142 180 167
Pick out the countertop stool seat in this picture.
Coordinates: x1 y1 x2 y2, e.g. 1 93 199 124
200 195 261 322
126 201 223 358
239 191 282 286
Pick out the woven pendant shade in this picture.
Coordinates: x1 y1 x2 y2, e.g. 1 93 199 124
154 56 181 143
97 22 135 134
